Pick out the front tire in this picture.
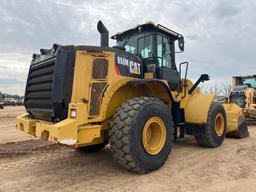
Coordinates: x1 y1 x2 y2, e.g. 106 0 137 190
195 102 227 148
109 97 173 173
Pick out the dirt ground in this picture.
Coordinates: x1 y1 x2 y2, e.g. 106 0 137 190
0 106 256 192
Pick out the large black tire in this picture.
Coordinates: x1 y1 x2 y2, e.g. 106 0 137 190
109 97 173 174
195 102 227 148
77 143 105 153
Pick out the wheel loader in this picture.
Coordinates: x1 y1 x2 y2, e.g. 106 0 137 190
230 74 256 118
16 21 249 173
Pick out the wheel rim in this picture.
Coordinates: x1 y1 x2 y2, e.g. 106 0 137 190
215 113 225 136
142 117 166 155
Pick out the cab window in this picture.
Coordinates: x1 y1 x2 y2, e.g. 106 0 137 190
157 35 173 68
123 35 137 54
117 32 153 56
137 35 154 59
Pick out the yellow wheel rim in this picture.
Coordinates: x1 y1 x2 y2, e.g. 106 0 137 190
142 117 166 155
215 113 225 136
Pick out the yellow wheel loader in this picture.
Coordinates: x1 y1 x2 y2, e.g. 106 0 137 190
230 74 256 118
16 21 248 173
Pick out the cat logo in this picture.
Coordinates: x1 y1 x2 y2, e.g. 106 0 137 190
117 56 141 75
129 60 141 75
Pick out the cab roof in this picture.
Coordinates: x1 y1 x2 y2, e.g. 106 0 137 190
111 21 183 40
233 74 256 79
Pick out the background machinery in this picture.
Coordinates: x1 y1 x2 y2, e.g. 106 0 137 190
17 21 248 173
230 74 256 118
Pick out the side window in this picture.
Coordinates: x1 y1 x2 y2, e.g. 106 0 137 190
124 45 136 54
138 35 153 59
157 35 163 66
157 35 172 68
124 35 137 54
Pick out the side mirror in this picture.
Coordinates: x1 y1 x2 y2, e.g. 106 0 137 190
178 36 184 52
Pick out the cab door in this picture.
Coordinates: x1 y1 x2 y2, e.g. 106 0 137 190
156 35 180 90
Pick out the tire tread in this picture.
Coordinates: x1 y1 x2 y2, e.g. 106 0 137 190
195 102 226 148
109 97 172 173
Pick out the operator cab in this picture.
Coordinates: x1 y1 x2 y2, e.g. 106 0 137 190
111 22 185 90
235 75 256 89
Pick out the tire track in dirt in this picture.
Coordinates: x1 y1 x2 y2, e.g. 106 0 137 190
1 135 256 192
0 123 15 128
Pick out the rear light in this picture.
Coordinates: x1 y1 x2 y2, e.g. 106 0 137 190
70 109 77 119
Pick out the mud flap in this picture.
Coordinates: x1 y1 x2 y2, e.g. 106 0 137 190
226 116 249 138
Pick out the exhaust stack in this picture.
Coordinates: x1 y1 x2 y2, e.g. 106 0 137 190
97 20 109 47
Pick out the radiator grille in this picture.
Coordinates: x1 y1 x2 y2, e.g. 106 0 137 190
92 58 108 79
89 82 107 116
24 45 76 122
25 57 55 110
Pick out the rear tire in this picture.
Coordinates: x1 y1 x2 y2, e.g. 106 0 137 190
109 97 173 173
195 102 226 148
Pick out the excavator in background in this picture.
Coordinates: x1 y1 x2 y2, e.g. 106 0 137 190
230 74 256 118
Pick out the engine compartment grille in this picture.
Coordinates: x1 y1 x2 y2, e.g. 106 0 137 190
92 58 108 79
24 45 76 122
26 57 55 110
89 82 107 116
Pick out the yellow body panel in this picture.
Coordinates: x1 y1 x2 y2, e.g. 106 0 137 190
184 94 216 124
245 88 256 116
17 103 104 148
222 103 244 133
99 78 173 121
16 113 38 134
144 72 154 78
245 88 254 108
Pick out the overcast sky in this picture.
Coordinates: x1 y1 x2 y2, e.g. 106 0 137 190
0 0 255 95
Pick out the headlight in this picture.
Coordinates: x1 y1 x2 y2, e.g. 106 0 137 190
70 109 77 118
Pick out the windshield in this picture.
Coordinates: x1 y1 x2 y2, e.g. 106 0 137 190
242 77 256 89
116 32 152 55
116 32 175 70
